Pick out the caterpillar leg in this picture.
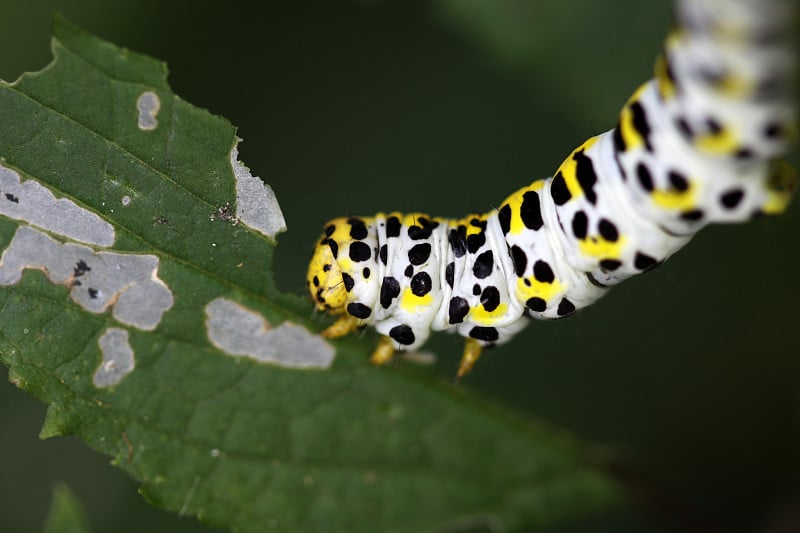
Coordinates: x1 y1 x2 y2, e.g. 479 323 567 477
321 315 361 339
370 336 396 366
456 339 483 379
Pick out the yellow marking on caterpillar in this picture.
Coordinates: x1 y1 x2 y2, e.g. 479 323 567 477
618 84 650 151
652 182 698 210
695 127 738 154
454 213 489 237
515 276 566 304
578 234 627 260
715 74 752 99
400 288 433 312
555 137 600 201
654 55 676 100
320 219 358 277
336 257 354 275
712 24 749 46
502 181 544 235
401 212 433 231
763 191 792 214
307 235 348 312
326 217 354 245
655 30 684 101
469 302 509 326
763 160 798 214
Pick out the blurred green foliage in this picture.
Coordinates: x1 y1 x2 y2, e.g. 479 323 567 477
43 483 92 533
0 1 797 532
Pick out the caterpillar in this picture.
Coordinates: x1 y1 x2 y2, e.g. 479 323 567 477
306 0 797 377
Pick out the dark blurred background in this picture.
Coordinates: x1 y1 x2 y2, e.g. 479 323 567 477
1 1 798 532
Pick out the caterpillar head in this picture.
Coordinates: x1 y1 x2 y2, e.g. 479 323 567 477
306 230 348 314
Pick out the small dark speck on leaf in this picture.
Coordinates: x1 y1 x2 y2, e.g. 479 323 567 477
88 288 98 299
210 202 237 224
74 259 91 276
5 193 19 203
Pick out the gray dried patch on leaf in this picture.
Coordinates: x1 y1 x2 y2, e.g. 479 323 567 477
136 91 160 131
0 163 115 247
205 297 334 369
0 226 173 330
93 327 135 387
230 145 287 240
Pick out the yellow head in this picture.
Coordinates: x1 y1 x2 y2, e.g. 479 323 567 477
306 232 348 314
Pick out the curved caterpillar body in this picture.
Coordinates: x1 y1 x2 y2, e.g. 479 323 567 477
307 0 797 376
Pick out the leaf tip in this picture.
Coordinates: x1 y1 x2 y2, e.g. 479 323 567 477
39 405 77 440
49 13 170 92
51 13 84 41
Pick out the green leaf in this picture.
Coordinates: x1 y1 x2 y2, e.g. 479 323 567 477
43 483 92 533
0 16 622 532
